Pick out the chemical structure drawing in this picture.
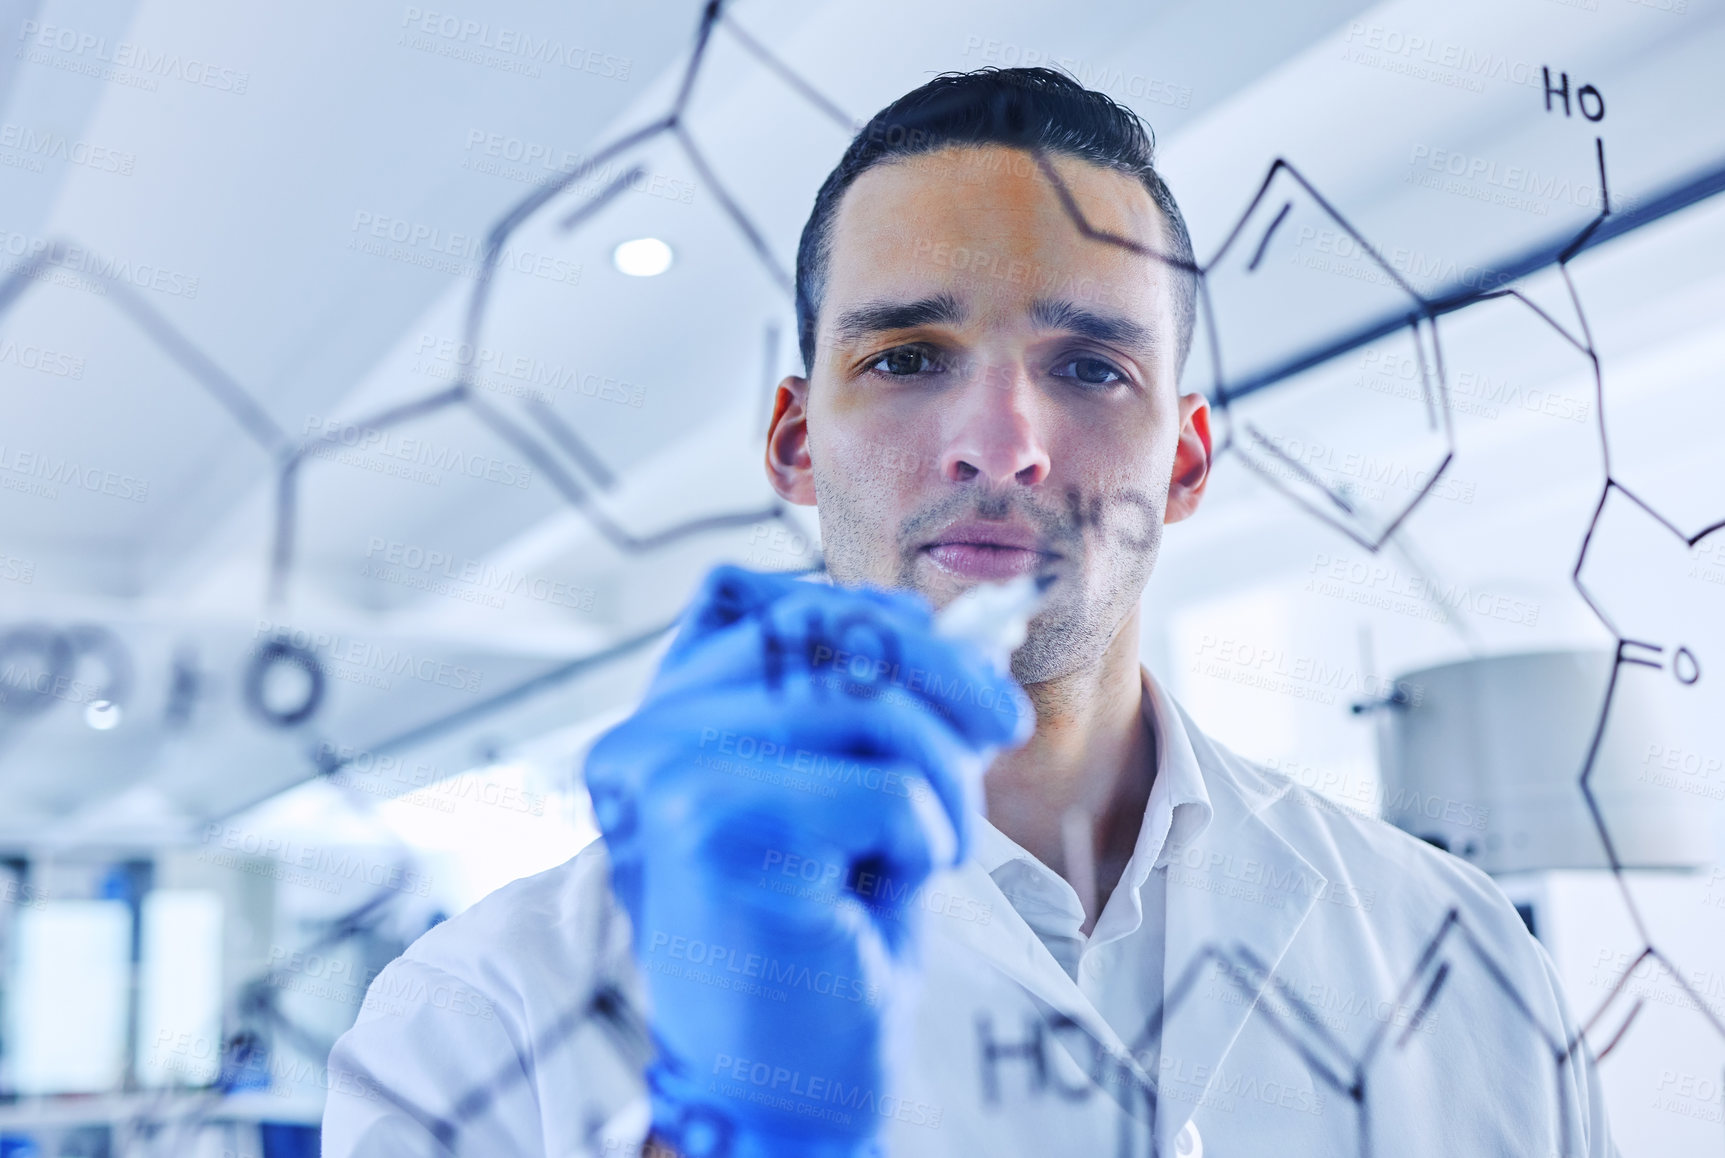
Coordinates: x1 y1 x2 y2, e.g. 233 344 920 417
1189 161 1455 552
1045 114 1725 1158
0 3 1720 1155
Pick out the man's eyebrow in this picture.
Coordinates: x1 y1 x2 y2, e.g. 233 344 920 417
831 293 967 346
1029 297 1159 357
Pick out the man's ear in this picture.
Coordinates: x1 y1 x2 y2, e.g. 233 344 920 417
1164 391 1212 525
765 374 817 505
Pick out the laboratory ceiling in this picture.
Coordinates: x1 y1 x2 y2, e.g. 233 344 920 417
0 0 1721 844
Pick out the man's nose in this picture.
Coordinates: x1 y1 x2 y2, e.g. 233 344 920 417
938 362 1052 487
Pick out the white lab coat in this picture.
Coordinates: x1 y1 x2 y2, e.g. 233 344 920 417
324 670 1614 1158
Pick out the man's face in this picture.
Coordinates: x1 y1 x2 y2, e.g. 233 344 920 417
767 144 1210 685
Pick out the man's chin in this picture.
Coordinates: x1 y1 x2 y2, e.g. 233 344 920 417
1010 623 1102 687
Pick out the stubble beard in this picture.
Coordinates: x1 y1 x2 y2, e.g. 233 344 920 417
812 460 1163 687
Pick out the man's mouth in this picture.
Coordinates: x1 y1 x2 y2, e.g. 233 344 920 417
921 523 1060 582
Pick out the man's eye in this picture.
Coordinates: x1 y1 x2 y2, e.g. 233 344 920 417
1051 356 1125 387
868 346 941 377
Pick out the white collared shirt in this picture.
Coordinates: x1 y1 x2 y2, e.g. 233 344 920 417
975 667 1212 974
970 668 1212 1128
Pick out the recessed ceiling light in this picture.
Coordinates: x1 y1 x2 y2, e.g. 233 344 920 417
612 237 673 277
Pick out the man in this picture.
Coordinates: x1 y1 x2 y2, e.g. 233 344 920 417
325 68 1614 1157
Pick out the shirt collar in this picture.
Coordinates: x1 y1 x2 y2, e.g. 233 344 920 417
1136 664 1213 872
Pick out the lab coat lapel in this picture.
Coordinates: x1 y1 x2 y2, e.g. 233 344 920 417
928 856 1141 1068
1155 743 1325 1155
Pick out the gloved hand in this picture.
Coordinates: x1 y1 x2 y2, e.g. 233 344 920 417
585 565 1030 1158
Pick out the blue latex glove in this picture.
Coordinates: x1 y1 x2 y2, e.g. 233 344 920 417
585 565 1030 1158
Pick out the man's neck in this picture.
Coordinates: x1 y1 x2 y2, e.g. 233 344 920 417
982 605 1156 934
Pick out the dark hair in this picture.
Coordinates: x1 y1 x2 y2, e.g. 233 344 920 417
793 66 1197 378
